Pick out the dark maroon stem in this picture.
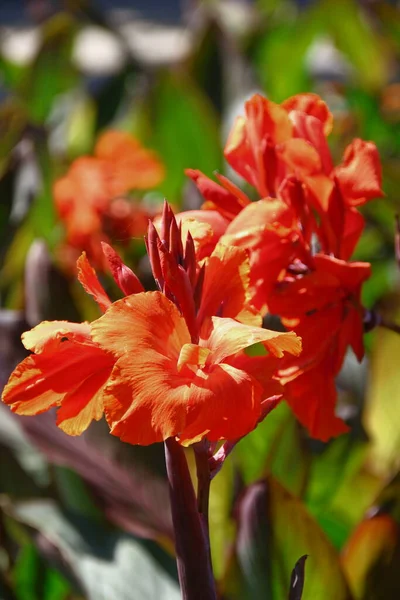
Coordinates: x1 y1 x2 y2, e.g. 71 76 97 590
164 438 217 600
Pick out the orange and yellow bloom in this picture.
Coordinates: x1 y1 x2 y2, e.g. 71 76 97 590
2 206 301 445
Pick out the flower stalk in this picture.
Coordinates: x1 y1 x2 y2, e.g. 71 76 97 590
164 437 217 600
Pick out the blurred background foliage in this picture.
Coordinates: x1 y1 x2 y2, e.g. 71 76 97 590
1 0 400 598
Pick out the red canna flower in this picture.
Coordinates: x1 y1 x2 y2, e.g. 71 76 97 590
2 204 301 446
91 291 301 445
268 254 371 440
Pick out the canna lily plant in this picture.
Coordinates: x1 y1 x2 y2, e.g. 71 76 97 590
2 92 397 599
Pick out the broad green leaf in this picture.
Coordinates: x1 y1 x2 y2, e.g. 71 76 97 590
235 403 309 496
305 435 381 549
321 0 387 90
19 14 79 123
251 7 320 101
224 476 351 600
140 72 222 204
11 500 180 600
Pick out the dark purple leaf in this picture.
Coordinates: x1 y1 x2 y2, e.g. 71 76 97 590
289 555 308 600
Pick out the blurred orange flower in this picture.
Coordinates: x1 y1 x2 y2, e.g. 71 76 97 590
54 130 165 266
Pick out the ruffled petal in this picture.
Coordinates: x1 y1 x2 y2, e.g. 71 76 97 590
179 362 262 445
91 291 191 361
95 130 165 192
202 317 302 363
102 356 191 445
77 252 112 312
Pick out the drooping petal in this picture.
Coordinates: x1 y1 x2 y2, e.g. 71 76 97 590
335 138 384 204
197 243 261 327
179 362 263 445
22 321 91 353
340 207 365 260
201 317 301 363
102 356 191 445
284 357 349 442
101 242 144 296
56 366 113 435
2 341 113 421
76 252 112 312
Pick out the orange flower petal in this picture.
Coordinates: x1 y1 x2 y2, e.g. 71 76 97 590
179 362 262 445
335 138 384 204
176 210 229 260
282 93 333 135
284 359 349 442
177 344 211 372
22 321 91 353
197 243 261 327
185 169 249 220
202 317 301 363
101 355 190 445
224 94 292 194
90 291 191 360
77 252 112 313
2 342 113 418
56 365 113 435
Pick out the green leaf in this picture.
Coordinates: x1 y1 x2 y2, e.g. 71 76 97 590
235 403 309 496
224 476 351 600
19 14 79 124
305 435 381 550
140 72 222 204
251 7 320 101
10 500 180 600
321 0 387 91
13 543 71 600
